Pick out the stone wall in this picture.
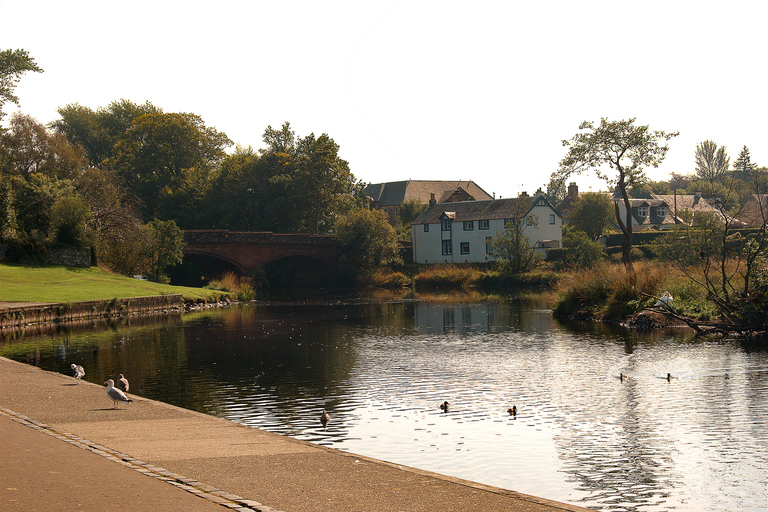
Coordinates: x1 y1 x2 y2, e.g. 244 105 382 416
0 244 91 268
0 295 184 329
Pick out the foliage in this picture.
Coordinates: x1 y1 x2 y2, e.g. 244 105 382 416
143 219 185 283
554 118 678 270
49 193 92 247
552 261 669 320
205 271 258 301
335 208 402 282
0 48 42 122
52 99 161 165
395 198 428 239
413 264 481 289
695 140 730 185
0 113 89 179
557 228 606 269
108 111 232 220
488 206 540 275
567 192 614 240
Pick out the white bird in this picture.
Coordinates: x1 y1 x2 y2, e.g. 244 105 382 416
105 379 132 409
654 292 673 307
71 364 85 383
117 374 129 393
320 410 330 428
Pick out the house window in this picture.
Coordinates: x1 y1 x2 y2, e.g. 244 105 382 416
441 218 451 231
460 242 470 254
549 214 555 224
463 221 474 231
424 224 429 232
441 240 452 255
657 206 667 217
526 217 533 226
637 206 648 217
504 218 514 226
479 219 489 230
486 237 493 254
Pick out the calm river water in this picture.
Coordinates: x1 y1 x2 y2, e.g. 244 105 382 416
1 293 766 512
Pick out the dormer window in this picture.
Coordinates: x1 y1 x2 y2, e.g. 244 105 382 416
637 206 648 217
657 206 667 217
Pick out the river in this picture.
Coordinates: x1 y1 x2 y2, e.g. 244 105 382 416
1 292 766 512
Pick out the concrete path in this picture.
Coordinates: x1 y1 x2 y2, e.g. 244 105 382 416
0 357 594 512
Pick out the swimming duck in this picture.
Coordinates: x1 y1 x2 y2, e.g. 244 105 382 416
620 373 627 381
439 401 449 411
507 406 517 416
667 373 674 381
320 410 330 428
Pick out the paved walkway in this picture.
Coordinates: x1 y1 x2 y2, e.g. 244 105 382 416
0 357 594 512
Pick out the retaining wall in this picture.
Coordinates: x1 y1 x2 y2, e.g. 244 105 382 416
0 295 184 329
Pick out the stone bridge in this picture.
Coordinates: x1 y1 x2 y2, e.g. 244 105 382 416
182 230 342 287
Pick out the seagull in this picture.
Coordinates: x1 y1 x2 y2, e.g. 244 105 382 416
71 364 85 383
105 379 132 409
320 410 330 428
507 406 517 416
439 401 449 411
117 374 129 393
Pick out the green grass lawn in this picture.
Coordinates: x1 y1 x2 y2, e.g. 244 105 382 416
0 263 227 303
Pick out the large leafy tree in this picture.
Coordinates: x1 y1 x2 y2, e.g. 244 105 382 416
554 118 678 270
1 113 89 179
52 99 160 165
0 48 42 122
108 111 231 220
568 192 614 241
335 208 402 281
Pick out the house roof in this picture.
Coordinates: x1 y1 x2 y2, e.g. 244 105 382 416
412 196 559 225
651 193 740 225
621 198 677 230
737 194 768 226
363 180 493 206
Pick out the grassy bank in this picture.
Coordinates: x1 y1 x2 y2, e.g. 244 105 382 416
0 263 228 304
551 261 716 322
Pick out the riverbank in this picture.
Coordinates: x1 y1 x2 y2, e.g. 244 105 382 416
0 356 594 512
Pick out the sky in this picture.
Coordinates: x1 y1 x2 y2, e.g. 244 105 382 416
2 0 766 199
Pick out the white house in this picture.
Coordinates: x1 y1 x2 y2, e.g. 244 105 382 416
411 195 562 264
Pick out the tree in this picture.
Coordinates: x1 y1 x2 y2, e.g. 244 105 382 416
732 145 758 180
0 113 89 179
694 140 729 186
143 219 185 283
395 198 428 239
49 193 92 247
108 111 231 219
554 118 678 271
295 132 360 234
559 227 606 269
335 208 402 281
488 202 540 275
0 49 42 122
568 192 615 240
52 99 160 166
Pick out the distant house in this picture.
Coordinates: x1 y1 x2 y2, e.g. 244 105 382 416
364 180 493 225
411 194 562 264
737 194 768 227
614 197 677 231
614 193 741 232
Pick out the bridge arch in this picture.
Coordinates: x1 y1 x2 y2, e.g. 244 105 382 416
179 230 342 289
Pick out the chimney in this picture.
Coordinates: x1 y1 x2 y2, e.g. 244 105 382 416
568 182 578 197
429 193 436 206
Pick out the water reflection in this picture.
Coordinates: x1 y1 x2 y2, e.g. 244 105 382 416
1 295 766 512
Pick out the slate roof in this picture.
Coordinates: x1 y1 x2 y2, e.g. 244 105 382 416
650 194 737 225
412 196 556 225
622 198 677 229
364 180 493 206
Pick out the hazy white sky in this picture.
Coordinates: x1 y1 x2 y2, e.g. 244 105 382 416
2 0 766 198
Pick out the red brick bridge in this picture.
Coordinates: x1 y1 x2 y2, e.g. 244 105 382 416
182 230 342 287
